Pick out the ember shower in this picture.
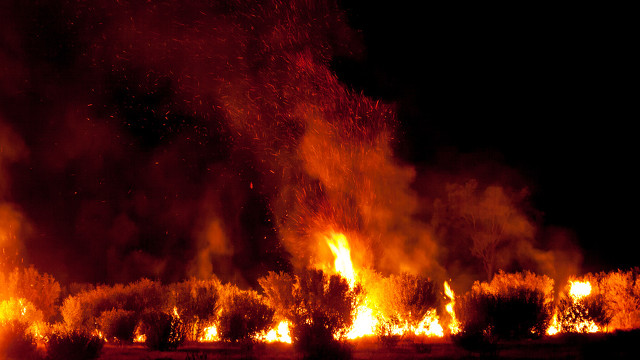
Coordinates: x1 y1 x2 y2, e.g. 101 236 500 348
1 0 577 287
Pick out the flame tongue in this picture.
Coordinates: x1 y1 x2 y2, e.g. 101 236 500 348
326 233 356 287
444 281 460 335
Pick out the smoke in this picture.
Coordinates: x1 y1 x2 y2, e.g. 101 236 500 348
0 0 583 286
0 120 29 269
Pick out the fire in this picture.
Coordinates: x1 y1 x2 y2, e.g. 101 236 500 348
444 281 460 335
345 304 376 339
261 320 292 343
546 312 559 336
569 280 592 300
414 310 444 337
325 233 356 287
133 325 146 343
198 324 219 342
324 233 377 339
322 232 446 339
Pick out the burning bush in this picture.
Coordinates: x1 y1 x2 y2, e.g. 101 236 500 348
61 278 164 331
96 309 137 343
0 266 61 322
259 269 359 357
556 279 611 333
373 273 438 336
590 269 640 331
168 277 220 341
292 269 359 358
218 285 274 342
0 320 39 360
455 271 554 341
46 330 104 360
138 310 186 351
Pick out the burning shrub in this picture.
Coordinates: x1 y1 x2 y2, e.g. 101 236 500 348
46 330 104 360
455 271 553 341
0 297 44 326
258 271 297 323
556 279 611 333
169 277 220 341
259 269 358 357
290 269 359 359
591 269 640 331
96 309 137 343
138 310 186 351
0 320 39 360
0 266 61 322
218 285 274 342
61 278 165 332
374 273 438 334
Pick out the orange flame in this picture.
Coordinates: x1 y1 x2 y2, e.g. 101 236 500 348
198 324 219 342
444 281 460 335
260 320 292 343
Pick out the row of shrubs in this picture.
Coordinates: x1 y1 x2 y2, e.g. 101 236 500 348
3 265 640 358
0 320 104 360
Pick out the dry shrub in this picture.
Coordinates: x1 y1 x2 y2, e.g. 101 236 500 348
96 309 137 343
61 278 164 331
374 272 438 333
557 275 612 333
218 284 274 342
139 310 186 351
46 330 104 360
455 271 554 341
0 266 61 322
259 269 358 359
168 277 220 341
583 269 640 331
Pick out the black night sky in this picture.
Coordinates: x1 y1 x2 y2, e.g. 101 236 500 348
0 1 636 286
334 2 636 273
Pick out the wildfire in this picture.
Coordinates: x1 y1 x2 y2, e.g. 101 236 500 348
444 281 460 335
569 280 592 301
198 324 219 342
325 233 357 287
414 310 444 337
260 320 292 343
546 312 559 336
322 232 447 339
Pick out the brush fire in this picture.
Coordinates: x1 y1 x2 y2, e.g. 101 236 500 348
0 0 635 359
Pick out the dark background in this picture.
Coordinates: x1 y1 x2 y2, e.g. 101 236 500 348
1 1 636 284
334 2 636 273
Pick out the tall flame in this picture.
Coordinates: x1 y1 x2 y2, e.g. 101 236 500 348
326 233 356 287
444 281 460 335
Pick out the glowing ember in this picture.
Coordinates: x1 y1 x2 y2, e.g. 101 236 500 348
198 324 219 342
569 281 592 301
261 321 292 343
444 281 460 334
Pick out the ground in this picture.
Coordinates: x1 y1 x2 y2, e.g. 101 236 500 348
95 332 640 359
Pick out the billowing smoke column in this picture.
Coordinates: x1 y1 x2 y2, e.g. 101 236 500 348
0 0 579 285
